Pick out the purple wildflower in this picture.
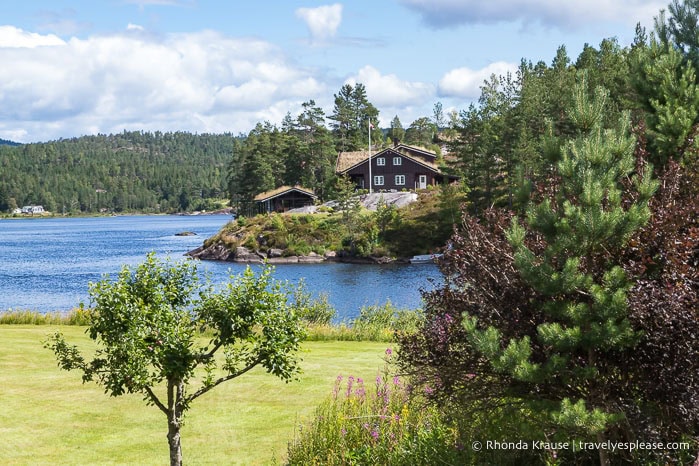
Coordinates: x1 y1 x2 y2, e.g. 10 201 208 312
333 375 343 399
346 375 355 398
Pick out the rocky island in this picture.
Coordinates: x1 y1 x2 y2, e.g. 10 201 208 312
186 190 460 264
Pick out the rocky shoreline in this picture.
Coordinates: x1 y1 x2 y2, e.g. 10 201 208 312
185 244 405 264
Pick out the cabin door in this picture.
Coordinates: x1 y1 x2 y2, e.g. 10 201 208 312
418 175 427 189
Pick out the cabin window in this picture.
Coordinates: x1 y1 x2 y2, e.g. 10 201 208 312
374 175 384 186
376 157 386 166
395 175 405 185
393 157 402 166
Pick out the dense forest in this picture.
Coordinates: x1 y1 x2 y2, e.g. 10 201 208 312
0 131 234 213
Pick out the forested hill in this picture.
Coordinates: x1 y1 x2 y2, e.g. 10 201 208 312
0 131 236 213
0 138 20 146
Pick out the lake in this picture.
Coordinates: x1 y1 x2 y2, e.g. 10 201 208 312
0 215 442 320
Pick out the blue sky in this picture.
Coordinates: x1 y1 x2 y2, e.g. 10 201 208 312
1 0 666 143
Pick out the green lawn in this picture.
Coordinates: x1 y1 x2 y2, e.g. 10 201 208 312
0 325 391 465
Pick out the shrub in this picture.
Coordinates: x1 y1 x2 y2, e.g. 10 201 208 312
284 234 311 256
270 213 287 231
292 281 336 325
353 301 424 339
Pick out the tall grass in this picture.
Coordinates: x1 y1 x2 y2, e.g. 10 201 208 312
1 297 423 343
0 308 92 325
301 301 424 342
286 352 464 465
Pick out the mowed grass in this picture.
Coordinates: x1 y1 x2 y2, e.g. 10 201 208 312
0 325 391 465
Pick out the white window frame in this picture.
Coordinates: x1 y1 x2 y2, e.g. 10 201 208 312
376 157 386 166
393 156 402 166
374 175 384 186
395 175 405 186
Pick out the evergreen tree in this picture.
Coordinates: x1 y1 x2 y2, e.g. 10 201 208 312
288 100 337 200
388 115 405 145
233 123 279 204
490 80 655 463
399 78 658 465
630 12 699 167
329 83 379 151
404 116 437 148
667 0 699 72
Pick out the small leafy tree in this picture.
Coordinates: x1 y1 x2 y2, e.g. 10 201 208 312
46 254 304 466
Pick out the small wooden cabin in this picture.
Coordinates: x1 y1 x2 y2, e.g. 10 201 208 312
253 186 317 214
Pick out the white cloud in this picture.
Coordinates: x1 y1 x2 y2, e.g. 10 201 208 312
400 0 665 29
0 28 330 142
438 61 518 98
346 65 434 108
0 26 66 48
295 4 343 44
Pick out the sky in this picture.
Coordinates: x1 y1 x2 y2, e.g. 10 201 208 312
0 0 667 143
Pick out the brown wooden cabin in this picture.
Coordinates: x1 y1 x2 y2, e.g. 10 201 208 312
253 186 317 214
336 143 458 191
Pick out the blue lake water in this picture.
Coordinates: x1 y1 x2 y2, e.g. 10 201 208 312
0 215 442 320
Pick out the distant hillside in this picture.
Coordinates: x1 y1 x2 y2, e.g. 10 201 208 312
0 138 21 146
0 131 237 213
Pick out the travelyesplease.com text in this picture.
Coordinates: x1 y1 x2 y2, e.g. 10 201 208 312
471 439 691 453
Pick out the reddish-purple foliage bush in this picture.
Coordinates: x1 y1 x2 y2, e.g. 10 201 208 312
397 158 698 462
619 158 699 445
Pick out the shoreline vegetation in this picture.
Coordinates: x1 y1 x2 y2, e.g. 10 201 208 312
0 298 423 343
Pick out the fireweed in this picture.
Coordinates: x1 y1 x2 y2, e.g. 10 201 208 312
286 349 463 465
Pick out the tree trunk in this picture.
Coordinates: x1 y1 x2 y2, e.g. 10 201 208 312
167 416 182 466
167 379 184 466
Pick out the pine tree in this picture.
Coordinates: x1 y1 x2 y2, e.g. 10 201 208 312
389 115 405 145
329 83 379 152
399 77 659 465
463 78 656 464
630 17 699 167
668 0 699 72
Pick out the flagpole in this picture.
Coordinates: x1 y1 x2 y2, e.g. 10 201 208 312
368 121 372 194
